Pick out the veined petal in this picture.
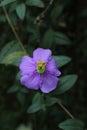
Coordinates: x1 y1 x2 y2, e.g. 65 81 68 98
20 72 40 90
33 48 52 62
40 73 58 93
46 58 61 76
19 56 36 75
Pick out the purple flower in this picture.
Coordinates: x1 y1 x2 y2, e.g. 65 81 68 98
19 48 61 93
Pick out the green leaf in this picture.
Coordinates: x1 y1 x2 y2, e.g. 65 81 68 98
0 0 16 7
51 4 64 25
16 92 26 105
16 3 26 20
16 72 21 80
26 0 44 8
20 87 29 94
42 29 71 47
42 29 54 48
0 41 22 60
27 93 45 113
0 41 20 61
52 75 78 95
1 51 25 66
59 119 84 130
0 41 26 66
53 56 71 68
7 85 20 93
45 96 61 107
54 32 71 45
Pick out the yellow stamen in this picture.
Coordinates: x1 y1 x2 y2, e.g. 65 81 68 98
36 60 46 74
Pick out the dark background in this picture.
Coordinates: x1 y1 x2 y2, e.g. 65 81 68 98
0 0 87 130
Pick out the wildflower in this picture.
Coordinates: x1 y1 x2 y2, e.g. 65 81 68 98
19 48 61 93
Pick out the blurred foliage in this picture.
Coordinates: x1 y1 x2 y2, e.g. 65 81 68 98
0 0 87 130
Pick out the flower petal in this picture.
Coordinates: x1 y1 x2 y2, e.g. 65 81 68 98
19 56 36 75
20 72 40 90
33 48 52 62
40 73 58 93
46 58 61 76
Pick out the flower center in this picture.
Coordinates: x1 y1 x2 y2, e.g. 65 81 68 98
36 60 46 74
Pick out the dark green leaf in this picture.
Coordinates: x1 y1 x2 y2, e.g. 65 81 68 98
53 56 71 68
26 0 44 8
27 93 45 113
45 96 61 107
42 29 53 48
54 32 71 45
0 0 16 7
0 41 21 61
0 41 22 59
16 92 26 105
1 51 25 66
20 87 29 93
7 85 20 93
52 75 78 95
42 29 71 46
0 41 26 66
59 119 84 130
16 72 21 80
16 3 26 20
51 4 64 25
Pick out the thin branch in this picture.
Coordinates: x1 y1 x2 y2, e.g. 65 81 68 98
2 6 27 53
57 101 74 119
35 0 54 24
41 0 54 16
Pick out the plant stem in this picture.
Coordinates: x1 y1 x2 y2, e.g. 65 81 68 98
2 6 27 53
57 101 74 119
41 0 54 16
35 0 54 24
